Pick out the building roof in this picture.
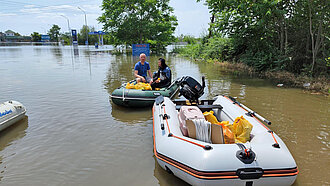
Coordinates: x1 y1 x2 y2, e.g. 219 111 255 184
5 30 15 34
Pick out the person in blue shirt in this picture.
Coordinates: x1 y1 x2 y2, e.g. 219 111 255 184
134 53 152 83
150 58 171 90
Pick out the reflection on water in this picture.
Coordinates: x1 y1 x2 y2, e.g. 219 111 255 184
153 157 188 186
0 116 28 151
111 104 151 124
73 46 79 56
0 46 329 185
0 116 28 181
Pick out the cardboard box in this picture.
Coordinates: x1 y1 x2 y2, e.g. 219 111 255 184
186 120 224 144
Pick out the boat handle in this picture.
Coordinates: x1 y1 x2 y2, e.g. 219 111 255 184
236 168 263 180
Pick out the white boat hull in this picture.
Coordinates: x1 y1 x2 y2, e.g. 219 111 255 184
153 96 298 186
0 101 26 132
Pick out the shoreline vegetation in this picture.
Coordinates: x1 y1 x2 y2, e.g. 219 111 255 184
214 60 329 95
171 0 329 95
181 56 329 95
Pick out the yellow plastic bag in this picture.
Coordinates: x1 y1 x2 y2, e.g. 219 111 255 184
203 111 219 124
232 116 253 143
134 82 144 89
218 121 235 144
134 82 152 90
144 83 152 90
203 111 235 144
125 82 135 89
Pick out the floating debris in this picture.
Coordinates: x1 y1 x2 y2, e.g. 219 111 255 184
303 83 311 87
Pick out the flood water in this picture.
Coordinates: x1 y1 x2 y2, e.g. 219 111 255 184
0 45 329 186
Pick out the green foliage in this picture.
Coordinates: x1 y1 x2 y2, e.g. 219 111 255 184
59 32 71 45
176 34 199 44
200 37 234 61
98 0 177 53
47 24 61 42
179 37 234 61
194 0 330 76
180 43 202 59
78 25 98 45
31 32 41 42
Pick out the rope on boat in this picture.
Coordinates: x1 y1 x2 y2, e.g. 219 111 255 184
161 104 211 150
122 88 125 101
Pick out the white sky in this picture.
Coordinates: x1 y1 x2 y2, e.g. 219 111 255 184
0 0 210 37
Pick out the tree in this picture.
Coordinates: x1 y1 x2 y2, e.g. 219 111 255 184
98 0 178 53
31 32 41 42
59 32 71 45
306 0 328 74
48 24 61 42
78 25 98 45
202 0 329 75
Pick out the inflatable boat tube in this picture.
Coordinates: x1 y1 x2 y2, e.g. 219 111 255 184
110 78 181 107
0 101 26 132
153 96 298 186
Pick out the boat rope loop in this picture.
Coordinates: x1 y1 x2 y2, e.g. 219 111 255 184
192 119 212 143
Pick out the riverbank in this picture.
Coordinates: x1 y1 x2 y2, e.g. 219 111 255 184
201 59 329 95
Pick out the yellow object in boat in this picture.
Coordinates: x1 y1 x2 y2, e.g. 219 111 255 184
232 116 253 143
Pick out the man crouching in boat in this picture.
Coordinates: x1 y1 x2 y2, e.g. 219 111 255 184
134 53 152 83
150 58 171 90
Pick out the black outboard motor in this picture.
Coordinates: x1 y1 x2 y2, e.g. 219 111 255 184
178 76 205 103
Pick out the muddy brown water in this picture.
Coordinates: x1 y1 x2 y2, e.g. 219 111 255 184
0 46 329 185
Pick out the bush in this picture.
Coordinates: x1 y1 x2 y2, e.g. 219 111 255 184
179 37 234 61
201 37 234 61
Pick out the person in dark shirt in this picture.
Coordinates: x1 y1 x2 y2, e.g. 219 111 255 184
150 58 171 90
134 53 152 83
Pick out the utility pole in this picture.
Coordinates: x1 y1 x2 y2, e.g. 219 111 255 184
78 7 88 47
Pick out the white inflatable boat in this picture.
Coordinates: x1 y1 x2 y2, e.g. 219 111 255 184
152 77 298 186
0 101 26 132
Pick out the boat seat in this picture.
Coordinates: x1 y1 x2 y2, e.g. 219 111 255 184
175 104 223 113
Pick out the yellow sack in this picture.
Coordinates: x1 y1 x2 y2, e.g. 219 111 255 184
218 121 235 144
134 82 144 89
125 82 135 89
203 111 235 144
203 111 219 124
134 82 152 90
144 83 152 90
232 116 253 143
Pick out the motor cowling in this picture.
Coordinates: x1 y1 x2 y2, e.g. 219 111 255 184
179 76 205 103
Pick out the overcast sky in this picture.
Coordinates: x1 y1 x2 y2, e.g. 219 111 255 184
0 0 210 37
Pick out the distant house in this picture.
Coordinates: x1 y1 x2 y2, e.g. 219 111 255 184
5 30 15 36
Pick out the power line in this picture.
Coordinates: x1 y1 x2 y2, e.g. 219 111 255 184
0 0 97 13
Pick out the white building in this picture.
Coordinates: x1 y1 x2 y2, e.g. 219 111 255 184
4 30 15 36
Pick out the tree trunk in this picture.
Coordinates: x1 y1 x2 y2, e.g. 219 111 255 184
285 21 288 55
208 14 215 38
280 19 284 53
308 0 315 74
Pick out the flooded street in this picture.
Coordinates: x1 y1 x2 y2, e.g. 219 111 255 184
0 45 329 185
